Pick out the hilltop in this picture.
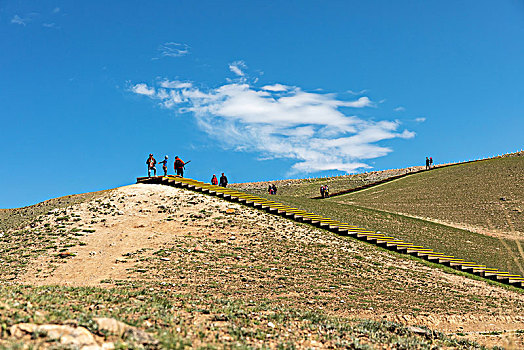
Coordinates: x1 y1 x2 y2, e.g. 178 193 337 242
1 179 524 348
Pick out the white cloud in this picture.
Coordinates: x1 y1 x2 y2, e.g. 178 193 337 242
160 79 193 89
53 7 60 13
229 61 246 77
131 72 415 174
11 15 29 26
261 84 290 92
343 96 373 108
43 22 57 28
347 89 368 95
394 106 406 112
415 117 426 123
131 83 155 96
158 42 190 58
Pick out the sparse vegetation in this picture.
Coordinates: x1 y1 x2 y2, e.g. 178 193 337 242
1 155 524 347
237 154 524 276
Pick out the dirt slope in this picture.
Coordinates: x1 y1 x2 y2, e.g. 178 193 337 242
2 183 524 347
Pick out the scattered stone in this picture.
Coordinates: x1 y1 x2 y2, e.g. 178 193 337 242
407 326 429 335
123 326 158 346
160 257 170 261
267 322 275 328
94 317 128 337
226 208 236 214
58 252 76 258
500 197 507 201
93 318 157 346
10 323 98 348
229 235 236 240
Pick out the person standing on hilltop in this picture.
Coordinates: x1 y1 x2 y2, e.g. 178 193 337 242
429 157 433 169
158 155 169 176
146 154 157 177
219 173 228 187
174 156 185 177
425 157 430 170
211 174 218 185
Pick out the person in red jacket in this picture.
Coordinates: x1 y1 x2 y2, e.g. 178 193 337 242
174 156 185 177
211 174 218 185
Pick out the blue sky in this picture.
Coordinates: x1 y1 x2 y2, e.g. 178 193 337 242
1 1 523 208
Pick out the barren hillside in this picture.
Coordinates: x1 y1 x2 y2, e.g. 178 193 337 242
1 183 524 348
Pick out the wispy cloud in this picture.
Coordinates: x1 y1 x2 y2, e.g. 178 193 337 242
11 11 59 28
347 89 368 95
415 117 426 123
131 83 156 96
11 14 30 26
43 22 58 28
131 71 415 174
394 106 406 112
159 80 193 89
229 61 247 77
158 42 190 58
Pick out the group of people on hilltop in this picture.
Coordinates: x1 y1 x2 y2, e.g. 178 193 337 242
425 156 434 170
146 154 187 177
211 173 228 187
268 184 278 195
320 185 330 198
146 154 229 187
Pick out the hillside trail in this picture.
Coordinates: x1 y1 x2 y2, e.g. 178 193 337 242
17 184 524 347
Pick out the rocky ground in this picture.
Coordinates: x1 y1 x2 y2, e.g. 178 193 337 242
1 183 524 348
231 166 430 199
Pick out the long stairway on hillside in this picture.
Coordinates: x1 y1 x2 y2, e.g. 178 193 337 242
137 175 524 290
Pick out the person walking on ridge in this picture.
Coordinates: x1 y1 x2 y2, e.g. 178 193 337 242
146 154 156 177
219 173 228 187
425 157 430 170
159 156 169 176
429 157 433 169
174 156 185 177
211 174 218 185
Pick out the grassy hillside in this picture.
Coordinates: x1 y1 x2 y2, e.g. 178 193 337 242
340 155 524 235
233 166 427 199
236 154 524 276
0 189 113 233
2 184 523 348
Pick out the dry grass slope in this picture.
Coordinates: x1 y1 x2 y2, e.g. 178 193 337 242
236 154 524 277
1 183 524 348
